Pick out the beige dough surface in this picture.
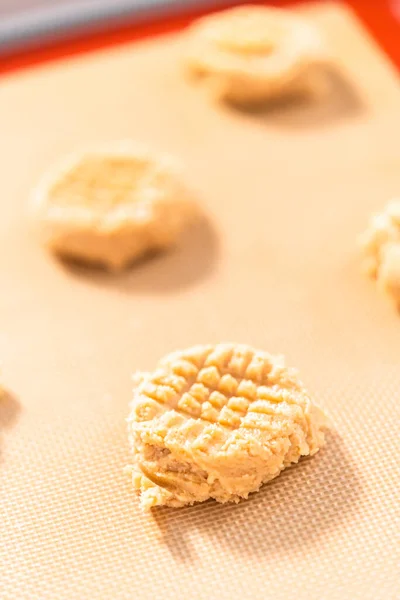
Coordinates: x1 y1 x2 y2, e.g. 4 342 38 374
184 5 326 104
31 142 194 271
359 199 400 306
128 344 326 508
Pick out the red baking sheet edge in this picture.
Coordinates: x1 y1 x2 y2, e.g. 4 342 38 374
0 1 399 76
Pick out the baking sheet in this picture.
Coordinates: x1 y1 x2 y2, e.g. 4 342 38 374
0 0 232 56
1 3 400 599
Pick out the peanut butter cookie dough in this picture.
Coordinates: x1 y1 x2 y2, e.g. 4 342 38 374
128 343 326 509
32 143 194 271
184 5 325 105
359 199 400 306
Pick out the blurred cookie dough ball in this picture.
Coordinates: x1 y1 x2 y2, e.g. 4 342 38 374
32 143 195 271
184 5 326 105
359 199 400 306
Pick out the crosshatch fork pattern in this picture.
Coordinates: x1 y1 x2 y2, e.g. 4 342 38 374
129 343 325 511
135 344 307 429
51 156 149 210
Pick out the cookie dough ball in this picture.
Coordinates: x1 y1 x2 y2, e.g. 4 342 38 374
128 343 326 509
359 199 400 306
32 143 194 271
184 5 325 105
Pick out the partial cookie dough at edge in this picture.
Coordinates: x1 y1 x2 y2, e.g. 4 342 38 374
359 199 400 306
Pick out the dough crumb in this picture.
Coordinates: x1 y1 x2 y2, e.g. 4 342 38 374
128 343 326 509
359 199 400 306
184 5 327 105
32 142 195 271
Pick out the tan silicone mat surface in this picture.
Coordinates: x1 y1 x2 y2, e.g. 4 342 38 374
1 3 400 599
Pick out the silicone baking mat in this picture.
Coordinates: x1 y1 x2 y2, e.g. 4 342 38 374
1 3 399 599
